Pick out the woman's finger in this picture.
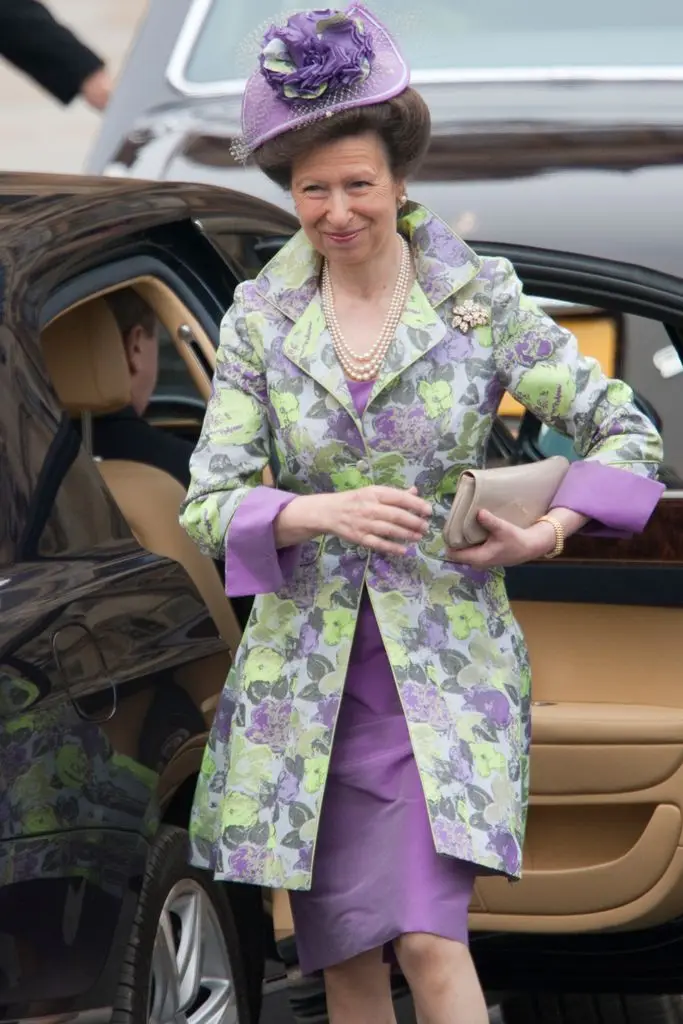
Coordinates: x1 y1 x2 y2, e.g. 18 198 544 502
374 486 431 517
362 533 410 556
369 505 429 535
360 519 423 544
476 509 515 535
449 540 499 566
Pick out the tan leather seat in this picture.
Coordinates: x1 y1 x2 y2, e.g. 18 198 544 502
41 298 241 652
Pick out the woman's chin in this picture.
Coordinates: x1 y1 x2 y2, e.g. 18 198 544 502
322 241 371 266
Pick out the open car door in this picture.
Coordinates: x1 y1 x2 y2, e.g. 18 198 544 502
461 244 683 940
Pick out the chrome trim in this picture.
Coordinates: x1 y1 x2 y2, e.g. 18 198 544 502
410 66 683 85
535 297 601 316
166 0 220 96
166 0 683 97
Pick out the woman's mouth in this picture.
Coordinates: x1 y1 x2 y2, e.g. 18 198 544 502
325 229 362 245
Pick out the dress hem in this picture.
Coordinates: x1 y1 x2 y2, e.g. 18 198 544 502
296 923 472 977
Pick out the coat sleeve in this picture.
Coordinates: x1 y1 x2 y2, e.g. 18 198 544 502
179 284 300 594
0 0 104 104
490 258 665 534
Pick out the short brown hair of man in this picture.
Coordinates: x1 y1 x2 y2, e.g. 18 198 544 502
251 87 431 190
105 287 157 341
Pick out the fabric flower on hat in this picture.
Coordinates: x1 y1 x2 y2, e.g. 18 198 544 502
260 9 375 102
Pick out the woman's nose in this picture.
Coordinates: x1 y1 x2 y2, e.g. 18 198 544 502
324 190 351 227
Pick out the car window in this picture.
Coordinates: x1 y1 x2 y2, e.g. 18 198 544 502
172 0 683 91
199 225 293 281
155 321 203 402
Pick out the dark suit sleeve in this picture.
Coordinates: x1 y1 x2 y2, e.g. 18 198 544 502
0 0 104 104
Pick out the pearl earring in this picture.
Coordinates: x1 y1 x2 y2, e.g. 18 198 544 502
399 193 408 207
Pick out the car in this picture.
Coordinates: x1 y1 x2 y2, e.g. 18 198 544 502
87 0 683 480
1 171 683 1024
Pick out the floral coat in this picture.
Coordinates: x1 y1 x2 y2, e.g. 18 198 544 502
180 202 663 890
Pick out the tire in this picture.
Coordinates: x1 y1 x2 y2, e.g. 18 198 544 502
112 825 252 1024
223 880 267 1023
501 993 683 1023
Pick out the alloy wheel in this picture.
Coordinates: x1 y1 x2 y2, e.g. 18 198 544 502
148 879 237 1024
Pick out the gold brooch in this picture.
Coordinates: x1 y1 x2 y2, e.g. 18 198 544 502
451 300 489 333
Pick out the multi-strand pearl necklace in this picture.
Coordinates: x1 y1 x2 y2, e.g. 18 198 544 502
321 235 412 382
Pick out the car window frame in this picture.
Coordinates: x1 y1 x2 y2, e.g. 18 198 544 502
164 0 683 97
41 251 233 338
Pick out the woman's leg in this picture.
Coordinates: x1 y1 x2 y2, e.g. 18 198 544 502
393 932 489 1024
323 947 397 1024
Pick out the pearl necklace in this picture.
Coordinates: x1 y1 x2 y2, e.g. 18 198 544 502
321 235 412 382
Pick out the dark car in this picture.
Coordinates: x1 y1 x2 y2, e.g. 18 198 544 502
2 171 683 1024
87 0 683 483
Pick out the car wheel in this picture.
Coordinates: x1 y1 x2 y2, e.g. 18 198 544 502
112 825 252 1024
501 993 683 1023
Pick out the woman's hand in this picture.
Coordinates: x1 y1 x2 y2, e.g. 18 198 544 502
447 509 557 569
276 486 431 556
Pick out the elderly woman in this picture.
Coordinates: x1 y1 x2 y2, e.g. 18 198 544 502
180 5 664 1022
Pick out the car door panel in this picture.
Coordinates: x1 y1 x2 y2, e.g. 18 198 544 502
465 248 683 935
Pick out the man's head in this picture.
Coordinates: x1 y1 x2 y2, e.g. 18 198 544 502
105 289 159 415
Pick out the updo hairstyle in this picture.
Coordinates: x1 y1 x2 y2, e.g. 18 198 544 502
251 87 431 189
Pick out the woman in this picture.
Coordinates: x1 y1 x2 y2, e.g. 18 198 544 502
180 6 664 1021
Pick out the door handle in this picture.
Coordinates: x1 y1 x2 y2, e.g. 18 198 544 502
52 623 117 723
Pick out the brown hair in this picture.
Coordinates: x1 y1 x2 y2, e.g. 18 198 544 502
252 87 431 189
105 287 157 340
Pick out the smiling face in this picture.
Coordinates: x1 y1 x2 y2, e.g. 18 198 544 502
290 131 405 268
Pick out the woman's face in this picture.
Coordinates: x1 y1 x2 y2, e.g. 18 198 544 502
290 131 404 268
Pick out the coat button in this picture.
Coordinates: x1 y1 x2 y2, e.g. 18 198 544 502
356 459 370 473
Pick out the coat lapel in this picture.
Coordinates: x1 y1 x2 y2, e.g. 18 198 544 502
253 201 483 416
368 279 446 407
281 294 359 422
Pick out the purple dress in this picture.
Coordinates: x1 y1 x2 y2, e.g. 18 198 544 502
229 381 477 976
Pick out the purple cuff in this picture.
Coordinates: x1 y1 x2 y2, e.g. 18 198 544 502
552 461 665 537
225 486 301 596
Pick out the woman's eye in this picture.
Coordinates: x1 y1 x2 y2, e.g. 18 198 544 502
303 185 323 194
350 181 371 189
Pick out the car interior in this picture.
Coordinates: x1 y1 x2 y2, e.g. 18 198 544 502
36 276 683 960
38 289 243 811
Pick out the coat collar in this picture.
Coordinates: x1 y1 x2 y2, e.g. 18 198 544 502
255 201 482 320
253 202 483 419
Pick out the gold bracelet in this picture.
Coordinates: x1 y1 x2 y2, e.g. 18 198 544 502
537 514 565 559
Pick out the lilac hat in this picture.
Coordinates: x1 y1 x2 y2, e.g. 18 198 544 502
236 5 410 159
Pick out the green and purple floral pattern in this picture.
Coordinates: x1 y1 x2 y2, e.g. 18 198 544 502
180 203 663 890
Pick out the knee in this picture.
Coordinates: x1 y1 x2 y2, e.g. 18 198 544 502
324 953 393 1021
324 951 387 999
395 932 469 985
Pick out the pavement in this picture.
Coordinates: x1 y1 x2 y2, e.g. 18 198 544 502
262 981 504 1022
0 0 144 174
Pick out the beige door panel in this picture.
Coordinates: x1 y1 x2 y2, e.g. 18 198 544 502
474 804 679 917
531 702 683 795
470 846 683 934
533 745 683 796
471 595 683 931
514 602 682 707
532 702 683 744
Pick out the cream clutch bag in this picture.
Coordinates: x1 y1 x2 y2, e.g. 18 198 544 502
443 456 570 550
